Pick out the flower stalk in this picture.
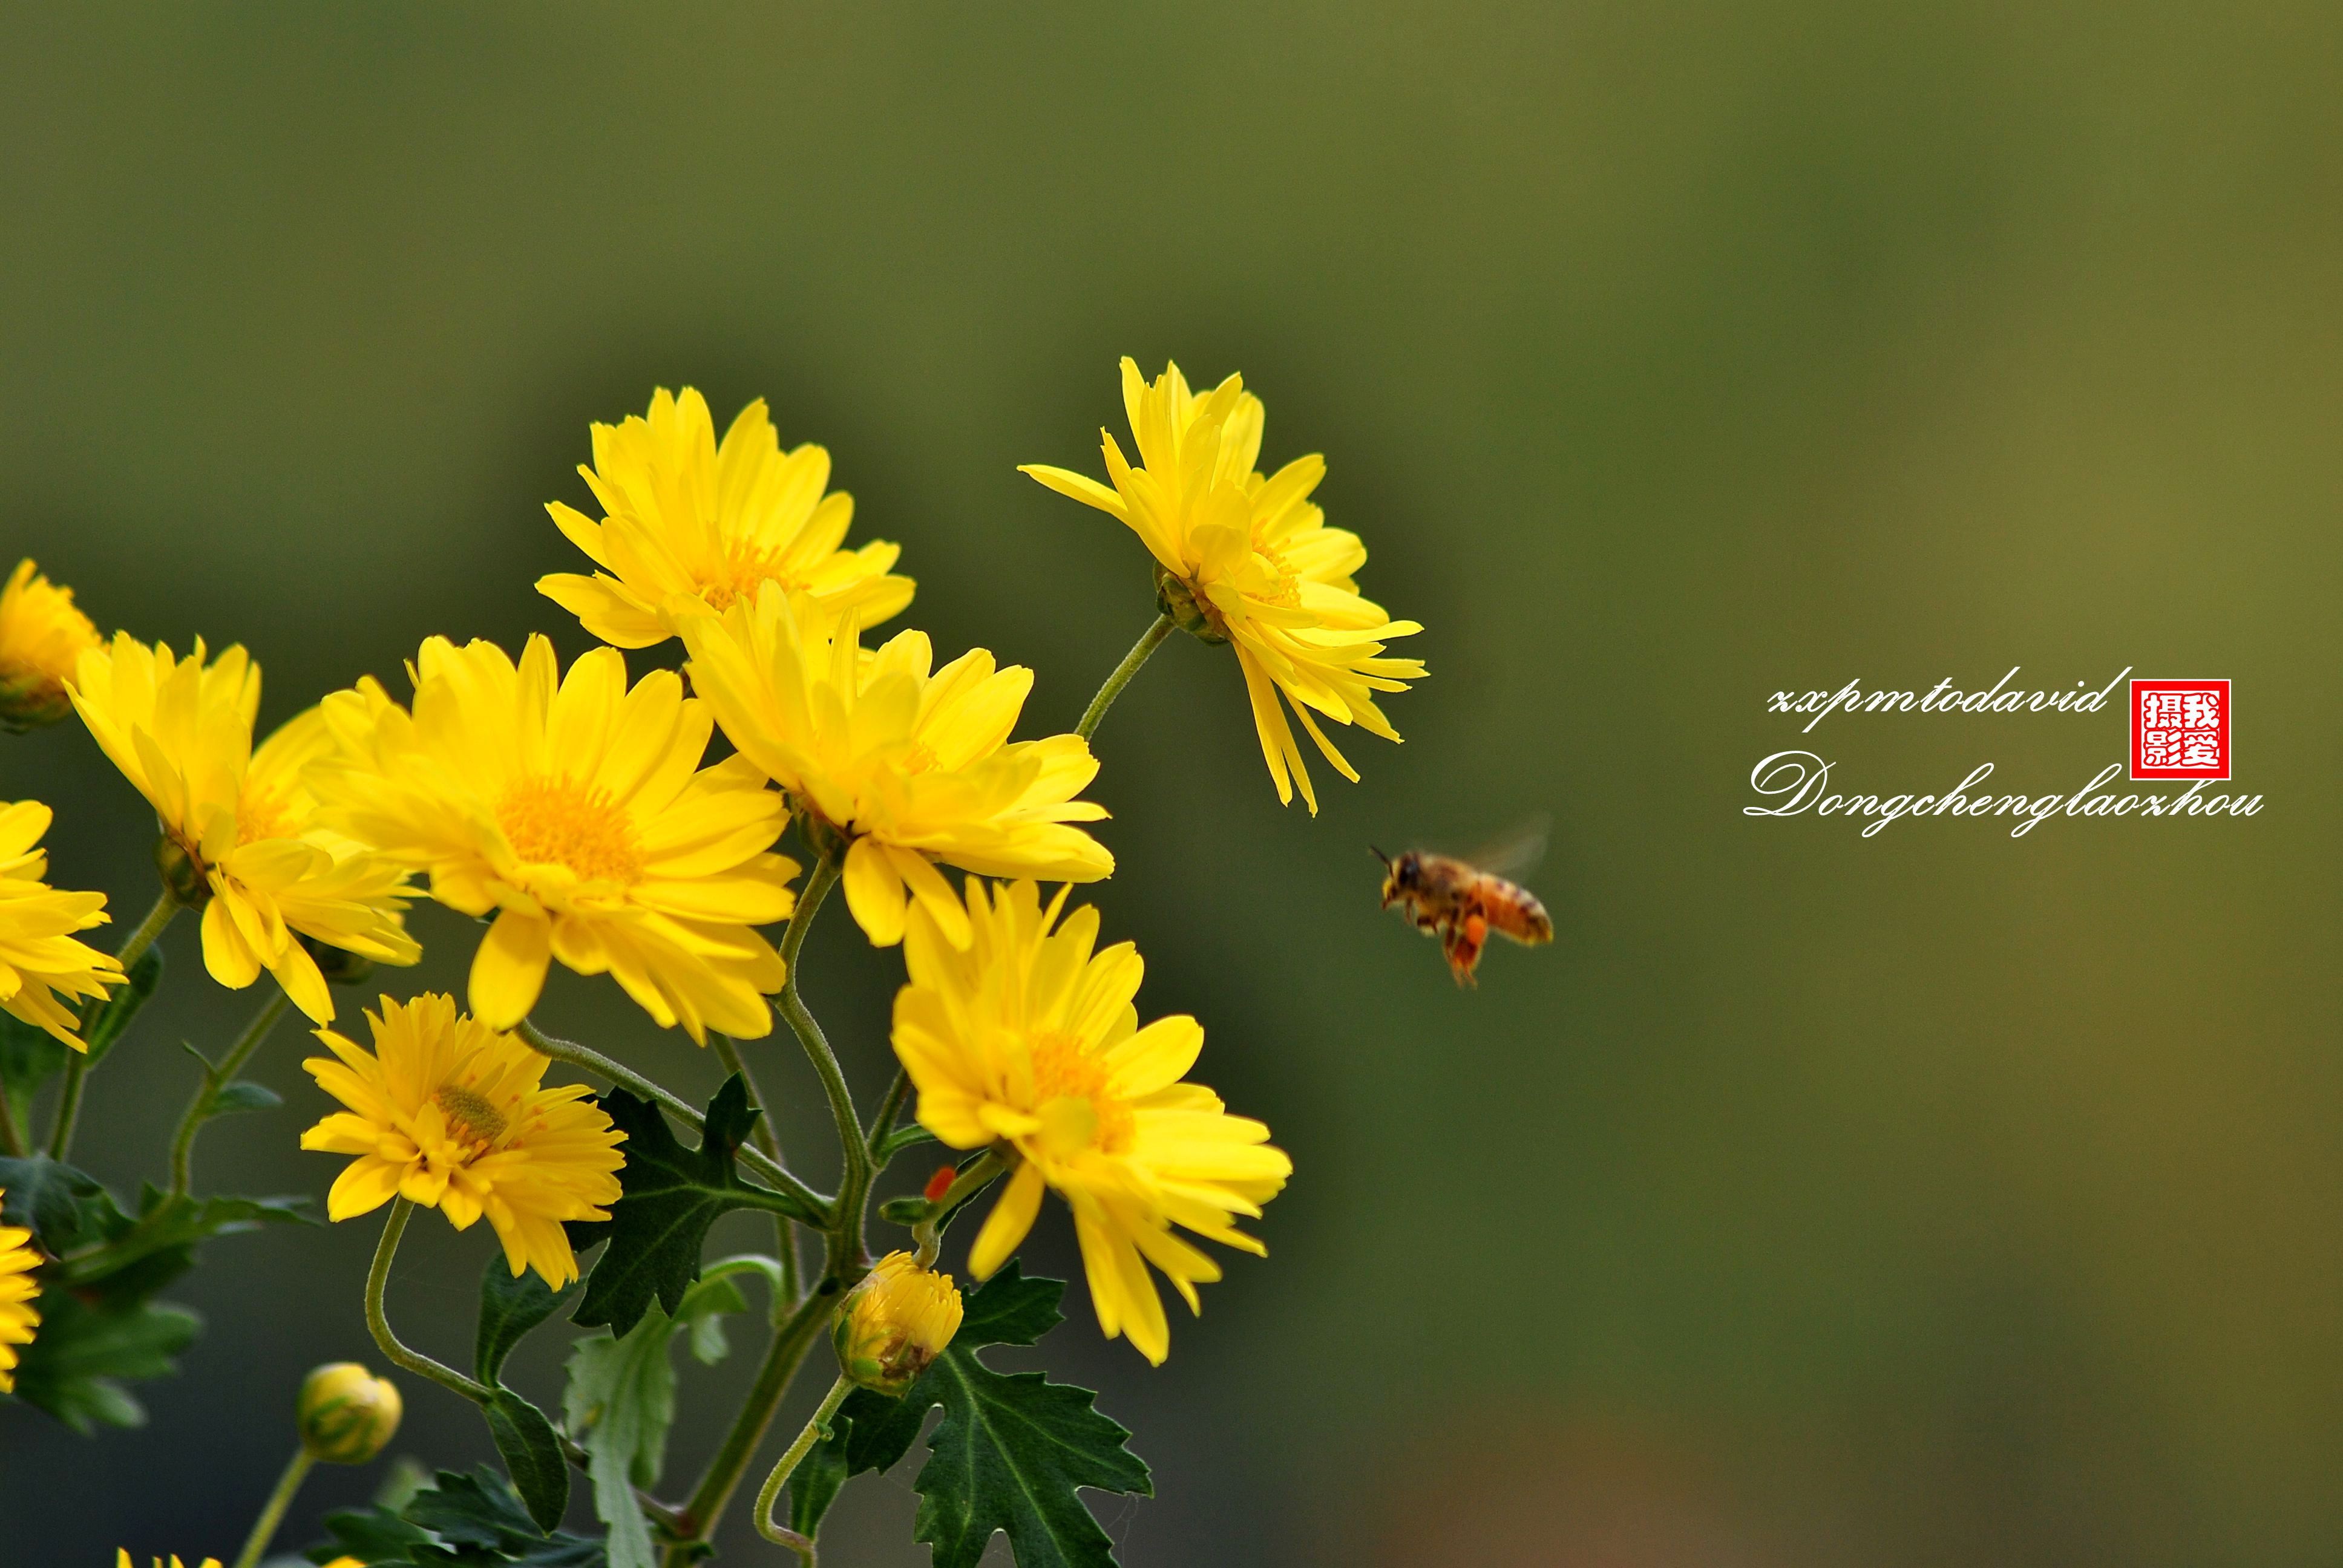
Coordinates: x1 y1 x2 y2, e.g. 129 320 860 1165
45 888 177 1160
364 1197 494 1406
169 987 291 1196
229 1447 314 1568
754 1372 857 1557
1076 612 1175 740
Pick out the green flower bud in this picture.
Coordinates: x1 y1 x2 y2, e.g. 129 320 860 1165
297 1362 402 1464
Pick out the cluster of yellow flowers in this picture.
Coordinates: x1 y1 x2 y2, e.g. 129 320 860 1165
1 364 1425 1497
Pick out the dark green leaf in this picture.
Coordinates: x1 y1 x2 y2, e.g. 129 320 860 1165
569 1077 815 1335
787 1431 851 1540
316 1467 608 1567
476 1255 576 1388
208 1079 282 1115
805 1266 1150 1567
0 1010 69 1132
0 1154 103 1248
57 1186 312 1290
8 1288 200 1432
482 1388 571 1534
81 942 163 1067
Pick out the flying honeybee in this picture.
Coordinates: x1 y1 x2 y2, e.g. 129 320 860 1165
1375 817 1554 986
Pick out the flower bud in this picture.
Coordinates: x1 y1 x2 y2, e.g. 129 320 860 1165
1153 564 1228 645
297 1362 402 1464
0 559 98 733
152 834 212 910
833 1251 963 1397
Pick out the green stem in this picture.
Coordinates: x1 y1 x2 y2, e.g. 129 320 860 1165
713 1030 799 1310
365 1197 493 1406
170 988 291 1196
1075 612 1175 740
45 890 178 1160
865 1067 911 1163
755 1373 856 1554
517 1018 828 1223
778 849 871 1259
0 1077 25 1158
662 1282 842 1564
231 1446 315 1568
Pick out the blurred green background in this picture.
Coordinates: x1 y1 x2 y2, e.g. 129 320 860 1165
4 2 2338 1563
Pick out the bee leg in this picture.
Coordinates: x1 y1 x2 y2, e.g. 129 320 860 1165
1444 914 1486 987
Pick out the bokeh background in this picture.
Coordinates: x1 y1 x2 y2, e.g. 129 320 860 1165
4 3 2339 1564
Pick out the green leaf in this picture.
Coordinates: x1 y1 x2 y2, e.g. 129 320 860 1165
562 1269 752 1568
0 1010 69 1134
569 1077 816 1335
0 1154 103 1247
81 942 163 1068
787 1431 851 1540
315 1466 608 1567
483 1388 571 1535
797 1266 1151 1567
476 1255 577 1389
55 1186 312 1290
208 1079 282 1116
8 1287 200 1432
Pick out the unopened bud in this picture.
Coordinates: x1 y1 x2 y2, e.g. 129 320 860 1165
1153 564 1228 645
297 1362 402 1464
152 835 212 910
0 559 99 732
833 1251 963 1397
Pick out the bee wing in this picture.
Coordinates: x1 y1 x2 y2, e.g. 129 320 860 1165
1464 812 1552 879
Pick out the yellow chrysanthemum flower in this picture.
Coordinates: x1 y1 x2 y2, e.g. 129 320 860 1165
538 387 915 650
67 635 421 1024
0 1186 41 1394
891 880 1291 1364
115 1553 224 1568
1023 358 1427 812
0 800 125 1048
0 558 100 732
300 993 626 1287
835 1250 964 1396
673 586 1113 949
309 635 796 1040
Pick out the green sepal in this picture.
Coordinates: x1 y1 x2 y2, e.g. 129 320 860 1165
793 1266 1150 1567
568 1076 815 1335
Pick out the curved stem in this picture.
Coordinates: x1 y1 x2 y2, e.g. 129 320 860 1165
755 1373 856 1555
45 890 178 1160
777 848 876 1270
517 1018 829 1222
1076 612 1175 740
713 1030 799 1308
662 1280 842 1564
231 1447 314 1568
170 987 291 1196
365 1197 493 1406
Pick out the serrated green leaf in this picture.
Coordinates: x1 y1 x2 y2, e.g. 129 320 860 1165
568 1077 816 1335
799 1266 1150 1567
476 1255 576 1390
483 1390 571 1535
81 942 163 1068
0 1154 103 1247
209 1079 283 1116
0 1010 69 1133
57 1186 313 1290
316 1466 609 1566
8 1288 200 1432
562 1267 753 1568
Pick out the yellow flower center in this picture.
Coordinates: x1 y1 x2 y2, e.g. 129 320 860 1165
497 777 643 885
237 787 295 846
1246 534 1302 609
901 740 938 775
1027 1031 1133 1155
433 1084 509 1151
700 547 805 612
